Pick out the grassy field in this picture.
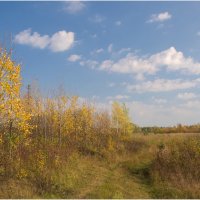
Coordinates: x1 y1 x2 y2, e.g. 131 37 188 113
1 133 200 199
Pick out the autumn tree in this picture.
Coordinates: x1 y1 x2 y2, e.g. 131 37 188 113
112 101 134 140
0 48 32 160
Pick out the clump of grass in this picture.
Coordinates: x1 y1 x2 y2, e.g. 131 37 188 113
123 136 148 153
150 135 200 198
150 184 185 199
0 178 38 199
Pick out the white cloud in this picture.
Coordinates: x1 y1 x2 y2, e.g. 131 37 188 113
99 47 200 75
100 54 157 75
126 100 200 126
147 11 172 23
150 47 200 74
15 29 75 52
118 48 131 54
68 54 81 62
96 48 104 53
100 60 113 70
126 79 199 93
115 21 122 26
177 92 197 100
107 95 129 100
91 48 104 55
197 31 200 36
49 31 74 52
80 60 99 69
108 44 113 53
63 1 85 14
14 29 50 49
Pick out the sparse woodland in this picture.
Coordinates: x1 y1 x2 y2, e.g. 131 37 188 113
0 48 200 198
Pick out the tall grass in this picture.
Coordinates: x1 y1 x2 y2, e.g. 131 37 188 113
150 134 200 198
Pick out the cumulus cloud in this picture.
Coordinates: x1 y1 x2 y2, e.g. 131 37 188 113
15 29 75 52
14 29 50 49
147 11 172 23
177 92 197 100
49 31 74 52
99 47 200 76
100 54 157 75
149 47 200 74
63 1 85 14
126 79 199 93
68 54 81 62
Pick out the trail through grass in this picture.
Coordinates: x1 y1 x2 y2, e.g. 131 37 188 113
1 133 200 198
76 159 151 199
88 168 150 199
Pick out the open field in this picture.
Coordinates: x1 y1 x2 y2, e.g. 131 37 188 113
1 133 200 199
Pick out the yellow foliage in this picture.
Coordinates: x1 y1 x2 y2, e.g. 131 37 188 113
0 49 32 149
112 101 134 139
16 168 28 179
36 151 46 171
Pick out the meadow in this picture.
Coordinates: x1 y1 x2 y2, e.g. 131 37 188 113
1 133 200 199
1 49 200 199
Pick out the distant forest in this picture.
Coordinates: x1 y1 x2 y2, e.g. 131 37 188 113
140 124 200 134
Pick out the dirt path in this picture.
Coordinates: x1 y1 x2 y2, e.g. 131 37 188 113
77 166 108 198
77 161 151 199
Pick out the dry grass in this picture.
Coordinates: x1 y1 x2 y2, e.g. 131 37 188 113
1 133 200 198
150 134 200 198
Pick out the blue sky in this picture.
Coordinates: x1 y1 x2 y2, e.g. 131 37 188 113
1 1 200 126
